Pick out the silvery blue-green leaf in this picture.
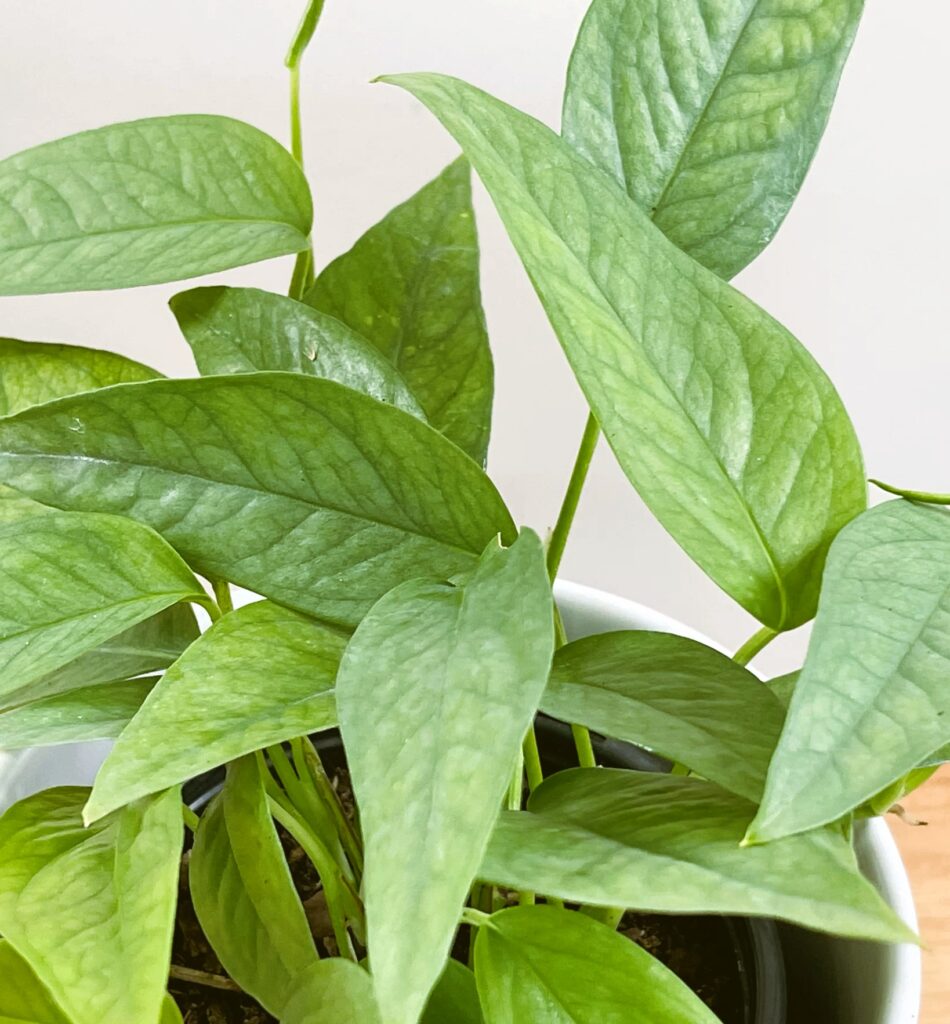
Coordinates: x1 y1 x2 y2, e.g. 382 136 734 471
0 115 312 295
305 158 493 464
84 601 343 823
190 756 317 1016
0 511 209 699
562 0 865 279
474 905 720 1024
0 337 160 415
482 769 912 943
0 373 514 628
280 960 381 1024
0 939 70 1023
0 787 182 1024
543 630 784 800
169 286 423 418
749 501 950 842
338 530 554 1024
0 677 156 750
422 961 483 1024
382 74 865 630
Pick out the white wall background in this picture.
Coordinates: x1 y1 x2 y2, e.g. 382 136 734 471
1 1 947 675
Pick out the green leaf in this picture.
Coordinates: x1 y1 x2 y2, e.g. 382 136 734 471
160 997 183 1024
280 960 381 1024
749 501 950 842
84 601 343 822
382 73 865 630
767 670 799 710
169 286 424 418
562 0 864 279
481 769 912 943
0 677 156 750
337 530 554 1024
474 905 720 1024
0 511 208 699
422 961 483 1024
0 787 182 1024
305 158 493 464
2 604 199 708
0 940 70 1023
190 756 317 1016
0 337 160 415
0 115 312 295
0 485 50 523
543 630 784 800
0 373 514 628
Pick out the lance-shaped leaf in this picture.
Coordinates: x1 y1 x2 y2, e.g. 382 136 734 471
0 511 209 698
169 286 423 418
0 337 160 415
542 630 784 801
749 501 950 843
84 601 343 822
481 769 912 943
382 74 865 631
0 115 312 295
474 905 720 1024
190 756 317 1016
0 374 515 627
422 961 483 1024
0 787 182 1024
0 939 70 1023
0 677 156 750
338 530 554 1024
281 960 381 1024
305 158 493 464
562 0 864 279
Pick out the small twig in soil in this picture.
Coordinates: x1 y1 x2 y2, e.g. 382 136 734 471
169 964 243 993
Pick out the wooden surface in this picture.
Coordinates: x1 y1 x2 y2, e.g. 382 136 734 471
889 767 950 1023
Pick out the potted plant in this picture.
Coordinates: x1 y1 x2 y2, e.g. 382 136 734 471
0 0 940 1021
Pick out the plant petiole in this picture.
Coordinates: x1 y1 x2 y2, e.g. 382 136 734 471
733 625 778 666
546 411 600 580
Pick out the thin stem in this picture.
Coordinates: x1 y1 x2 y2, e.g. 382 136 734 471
870 479 950 505
571 724 597 769
211 579 233 615
546 412 600 580
461 907 491 928
507 748 524 811
523 727 544 793
299 739 364 876
170 965 242 993
285 0 327 70
289 62 305 165
182 805 200 832
733 625 778 666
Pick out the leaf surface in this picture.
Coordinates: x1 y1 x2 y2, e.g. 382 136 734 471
750 501 950 841
0 787 182 1024
543 630 784 800
474 905 720 1024
563 0 865 278
421 961 483 1024
280 960 381 1024
337 530 554 1024
85 601 343 822
0 939 70 1023
306 158 493 463
0 115 311 294
0 373 514 627
383 73 865 629
170 286 423 417
481 769 911 943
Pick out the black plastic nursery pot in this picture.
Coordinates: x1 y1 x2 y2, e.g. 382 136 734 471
181 716 787 1024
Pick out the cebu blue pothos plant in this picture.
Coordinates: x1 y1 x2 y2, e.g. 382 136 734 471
0 1 943 1022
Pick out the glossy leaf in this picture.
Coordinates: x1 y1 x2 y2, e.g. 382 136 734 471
481 769 912 943
0 511 208 699
280 960 381 1024
543 630 784 800
338 530 554 1024
84 601 344 822
562 0 865 279
474 905 720 1024
0 677 156 750
191 756 317 1016
160 997 184 1024
422 961 483 1024
0 787 182 1024
306 158 493 463
0 373 514 627
383 74 865 630
0 939 70 1023
0 115 311 295
0 337 160 415
750 501 950 842
169 286 423 417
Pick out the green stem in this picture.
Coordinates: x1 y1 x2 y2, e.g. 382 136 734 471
211 579 233 615
546 412 600 580
461 907 491 928
733 625 778 666
182 805 200 832
299 739 364 876
870 479 950 504
522 726 544 793
571 724 597 769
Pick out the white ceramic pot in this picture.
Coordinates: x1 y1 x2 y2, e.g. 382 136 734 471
0 580 921 1023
